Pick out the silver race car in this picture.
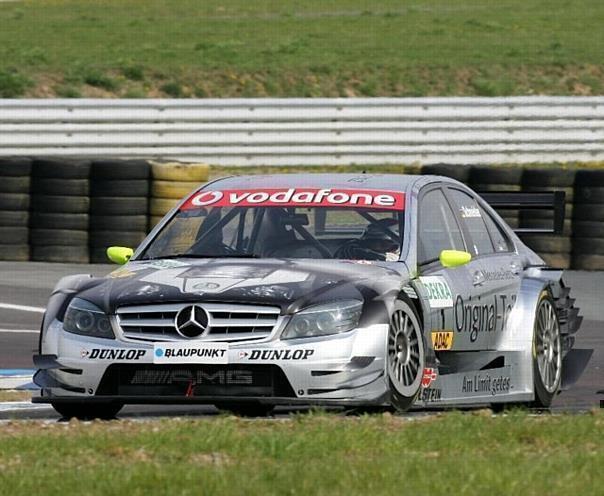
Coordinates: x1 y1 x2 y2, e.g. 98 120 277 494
33 174 589 418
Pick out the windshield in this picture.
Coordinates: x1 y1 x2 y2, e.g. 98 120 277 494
141 187 405 261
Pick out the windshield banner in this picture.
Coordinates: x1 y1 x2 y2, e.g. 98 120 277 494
182 188 405 211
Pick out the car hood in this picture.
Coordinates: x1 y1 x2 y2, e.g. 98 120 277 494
76 258 410 315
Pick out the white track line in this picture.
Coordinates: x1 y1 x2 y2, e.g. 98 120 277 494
0 328 38 334
0 302 45 313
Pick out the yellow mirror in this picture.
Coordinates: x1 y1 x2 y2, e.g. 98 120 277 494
439 249 471 268
106 246 134 265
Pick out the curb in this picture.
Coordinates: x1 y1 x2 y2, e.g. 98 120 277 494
0 369 37 390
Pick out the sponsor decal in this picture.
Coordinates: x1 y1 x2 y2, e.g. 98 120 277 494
454 294 516 342
419 276 454 308
459 205 481 218
482 268 516 282
181 188 405 211
153 342 229 364
130 369 253 386
462 373 511 396
421 367 438 388
81 348 146 360
238 349 315 361
431 330 454 351
402 285 418 299
418 387 442 402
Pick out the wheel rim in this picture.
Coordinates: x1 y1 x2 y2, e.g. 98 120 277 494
388 309 422 394
535 299 562 393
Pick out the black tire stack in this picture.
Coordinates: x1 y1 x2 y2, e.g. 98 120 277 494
30 158 90 263
421 163 472 185
0 158 31 261
89 160 150 263
520 168 575 269
572 169 604 270
470 166 523 229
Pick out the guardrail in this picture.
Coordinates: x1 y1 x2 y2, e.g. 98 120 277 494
1 97 603 165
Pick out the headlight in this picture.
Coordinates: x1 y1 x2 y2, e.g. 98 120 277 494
281 300 363 339
63 298 114 339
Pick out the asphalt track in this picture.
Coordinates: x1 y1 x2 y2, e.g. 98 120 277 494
0 262 601 420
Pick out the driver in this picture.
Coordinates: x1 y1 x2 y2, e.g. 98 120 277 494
338 219 401 261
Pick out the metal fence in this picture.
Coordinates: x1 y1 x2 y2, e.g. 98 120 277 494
1 97 603 165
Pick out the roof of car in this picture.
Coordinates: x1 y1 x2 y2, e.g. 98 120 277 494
207 173 428 191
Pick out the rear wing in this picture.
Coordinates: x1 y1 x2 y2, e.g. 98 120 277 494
479 191 566 235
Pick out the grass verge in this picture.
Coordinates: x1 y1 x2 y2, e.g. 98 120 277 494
0 0 603 97
1 411 602 495
0 390 31 402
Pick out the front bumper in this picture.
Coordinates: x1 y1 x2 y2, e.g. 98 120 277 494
33 319 390 406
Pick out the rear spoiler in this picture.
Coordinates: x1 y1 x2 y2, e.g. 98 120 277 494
479 191 566 235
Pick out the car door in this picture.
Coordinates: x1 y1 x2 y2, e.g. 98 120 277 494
445 186 523 350
416 185 486 353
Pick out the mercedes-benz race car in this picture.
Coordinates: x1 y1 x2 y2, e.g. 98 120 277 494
33 173 590 419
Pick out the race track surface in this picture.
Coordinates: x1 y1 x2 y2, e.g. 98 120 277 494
0 262 601 419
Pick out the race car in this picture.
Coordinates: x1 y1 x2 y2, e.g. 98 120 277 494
32 173 590 419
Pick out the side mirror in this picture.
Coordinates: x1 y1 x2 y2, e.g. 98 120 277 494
439 249 471 268
106 246 134 265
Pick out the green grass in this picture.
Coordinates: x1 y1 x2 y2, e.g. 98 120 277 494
0 411 601 495
0 0 603 97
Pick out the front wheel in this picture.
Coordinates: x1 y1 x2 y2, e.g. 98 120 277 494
387 299 425 412
531 291 562 408
51 401 123 420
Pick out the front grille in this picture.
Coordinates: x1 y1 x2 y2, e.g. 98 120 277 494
116 302 282 343
96 364 296 398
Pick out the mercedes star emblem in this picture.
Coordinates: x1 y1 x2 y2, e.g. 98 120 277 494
174 305 209 338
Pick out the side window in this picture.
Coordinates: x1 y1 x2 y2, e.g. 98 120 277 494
480 206 513 253
418 189 465 264
447 189 494 256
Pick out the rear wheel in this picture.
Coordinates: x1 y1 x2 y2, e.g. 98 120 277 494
214 402 274 417
387 299 425 412
51 402 123 420
531 291 562 408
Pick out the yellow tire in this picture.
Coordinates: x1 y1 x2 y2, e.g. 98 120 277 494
150 198 179 216
150 162 210 182
151 180 202 199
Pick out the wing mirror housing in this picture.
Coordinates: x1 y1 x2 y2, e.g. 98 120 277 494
106 246 134 265
439 249 471 268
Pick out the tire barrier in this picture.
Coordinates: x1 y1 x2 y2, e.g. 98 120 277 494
89 160 150 263
149 162 209 228
521 168 576 269
0 158 31 261
30 158 90 263
573 170 604 270
470 166 523 228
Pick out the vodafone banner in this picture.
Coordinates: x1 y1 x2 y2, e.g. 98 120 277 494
182 188 405 211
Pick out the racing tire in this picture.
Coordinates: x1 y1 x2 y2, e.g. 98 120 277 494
0 210 29 227
470 166 523 185
51 401 123 420
91 160 150 180
0 244 29 261
0 227 28 244
421 163 471 183
150 198 179 216
151 161 209 182
530 291 562 408
32 178 89 196
30 228 88 246
152 180 202 199
0 176 30 194
90 214 148 231
572 237 604 254
575 187 604 204
90 197 148 215
31 195 89 214
90 179 149 197
214 402 275 417
0 193 30 211
33 158 91 179
573 204 604 221
89 230 146 247
386 298 425 412
572 221 604 238
572 254 604 270
30 213 89 230
522 168 576 188
32 245 89 263
523 236 572 253
0 157 32 176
